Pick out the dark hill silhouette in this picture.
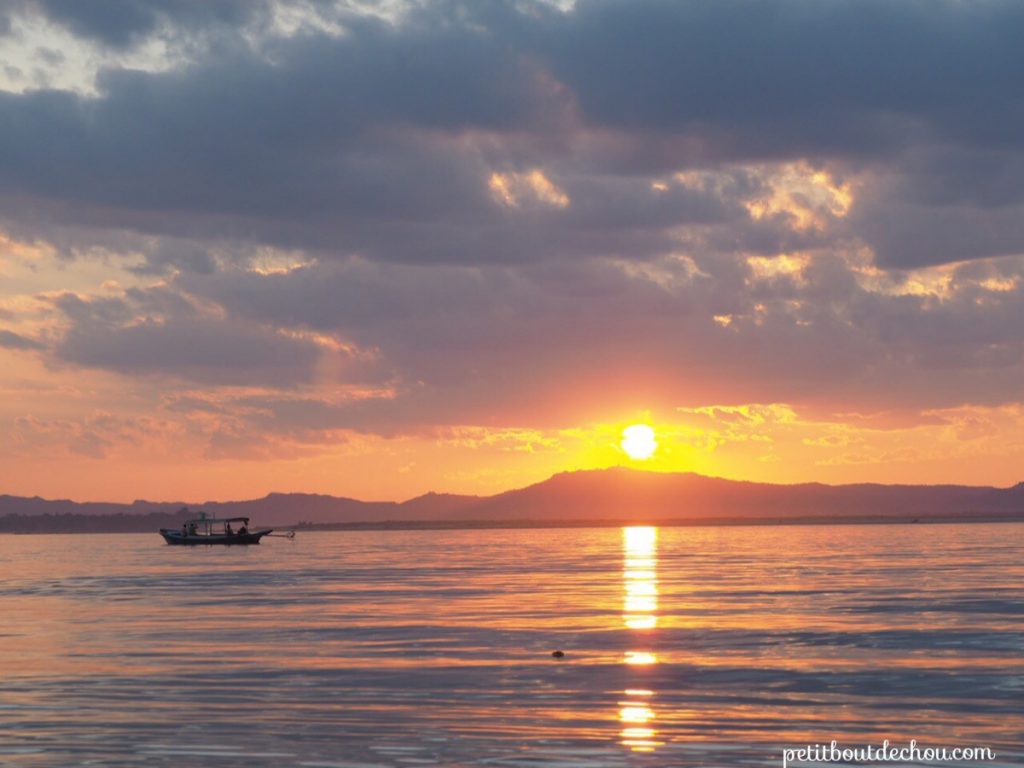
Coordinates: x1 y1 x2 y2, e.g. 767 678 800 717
201 493 400 524
453 468 1024 522
2 468 1023 532
398 492 484 518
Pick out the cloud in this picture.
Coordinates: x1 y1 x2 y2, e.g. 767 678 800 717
128 240 217 275
851 183 1024 268
15 0 272 49
2 0 1024 270
45 287 368 387
0 328 43 350
540 0 1024 156
169 249 1024 431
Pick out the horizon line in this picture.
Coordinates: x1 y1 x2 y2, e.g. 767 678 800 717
4 465 1024 508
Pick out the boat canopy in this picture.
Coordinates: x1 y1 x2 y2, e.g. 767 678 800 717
184 516 250 524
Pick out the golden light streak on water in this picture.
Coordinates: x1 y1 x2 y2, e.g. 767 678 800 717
623 614 657 630
622 651 658 665
624 688 653 697
620 526 662 751
619 705 655 723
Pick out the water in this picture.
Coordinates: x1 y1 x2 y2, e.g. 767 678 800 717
1 523 1022 767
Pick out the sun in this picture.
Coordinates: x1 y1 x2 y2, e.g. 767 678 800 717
621 424 657 461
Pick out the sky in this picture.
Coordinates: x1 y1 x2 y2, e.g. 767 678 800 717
3 0 1024 502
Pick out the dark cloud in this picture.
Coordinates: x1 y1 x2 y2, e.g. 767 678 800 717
34 46 64 66
853 194 1024 268
0 329 44 350
0 13 574 261
31 0 270 48
128 240 217 275
46 289 335 386
539 1 1024 154
3 0 1024 268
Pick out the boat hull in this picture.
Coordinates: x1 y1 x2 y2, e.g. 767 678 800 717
159 529 272 546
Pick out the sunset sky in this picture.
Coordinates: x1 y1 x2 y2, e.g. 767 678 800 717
3 0 1024 502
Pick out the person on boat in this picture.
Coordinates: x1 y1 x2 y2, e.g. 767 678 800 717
238 523 248 535
181 523 188 537
188 521 198 536
225 522 233 535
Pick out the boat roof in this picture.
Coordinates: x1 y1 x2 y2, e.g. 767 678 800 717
185 516 249 524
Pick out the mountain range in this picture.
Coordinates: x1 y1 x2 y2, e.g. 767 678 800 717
3 468 1024 532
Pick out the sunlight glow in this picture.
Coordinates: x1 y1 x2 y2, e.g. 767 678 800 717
621 424 657 460
488 169 570 209
619 705 655 723
623 614 657 630
744 162 853 232
620 526 662 751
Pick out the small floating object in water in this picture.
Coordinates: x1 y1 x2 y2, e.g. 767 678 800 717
551 650 565 658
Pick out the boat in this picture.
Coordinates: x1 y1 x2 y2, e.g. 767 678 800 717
159 514 273 545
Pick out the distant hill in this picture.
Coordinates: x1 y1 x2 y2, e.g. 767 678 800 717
2 468 1023 533
455 468 1024 522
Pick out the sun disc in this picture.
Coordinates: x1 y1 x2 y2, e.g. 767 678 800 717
621 424 657 460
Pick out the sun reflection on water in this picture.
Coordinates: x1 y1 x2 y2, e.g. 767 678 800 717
620 526 661 752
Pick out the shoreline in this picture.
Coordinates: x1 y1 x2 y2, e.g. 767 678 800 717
5 513 1023 535
285 513 1024 530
